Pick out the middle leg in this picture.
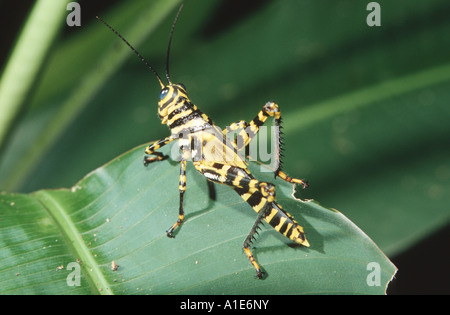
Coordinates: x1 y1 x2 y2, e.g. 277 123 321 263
166 160 187 238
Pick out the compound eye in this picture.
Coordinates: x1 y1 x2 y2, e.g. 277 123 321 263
159 87 169 100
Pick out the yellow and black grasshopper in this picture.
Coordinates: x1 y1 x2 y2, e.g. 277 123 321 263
97 5 309 278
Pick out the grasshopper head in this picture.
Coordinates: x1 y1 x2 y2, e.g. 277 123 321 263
158 84 189 124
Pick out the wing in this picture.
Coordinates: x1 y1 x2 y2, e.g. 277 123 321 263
193 125 248 169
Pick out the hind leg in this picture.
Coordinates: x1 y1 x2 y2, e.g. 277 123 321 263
223 102 308 189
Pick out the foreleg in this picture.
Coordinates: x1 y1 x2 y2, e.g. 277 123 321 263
143 135 175 166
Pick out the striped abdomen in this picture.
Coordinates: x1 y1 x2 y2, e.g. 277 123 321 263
234 187 310 247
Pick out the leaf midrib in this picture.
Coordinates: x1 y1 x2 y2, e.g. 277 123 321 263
32 190 112 295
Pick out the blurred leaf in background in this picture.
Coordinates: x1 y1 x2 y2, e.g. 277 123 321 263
0 0 449 294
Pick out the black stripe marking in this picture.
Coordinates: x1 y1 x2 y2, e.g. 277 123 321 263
169 110 201 129
252 115 264 127
261 109 270 117
168 104 190 120
246 191 263 209
284 225 293 239
159 93 177 111
268 211 280 228
212 162 224 170
278 220 288 234
234 186 247 196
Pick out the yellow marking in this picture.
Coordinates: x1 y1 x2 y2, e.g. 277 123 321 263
258 111 266 121
244 248 254 260
290 227 309 247
297 237 310 247
197 130 247 167
238 129 248 141
264 208 278 224
274 216 287 231
248 179 259 189
232 176 242 188
168 213 185 234
171 118 207 135
283 223 293 237
290 228 299 240
168 109 193 124
253 198 266 213
277 170 308 187
244 247 261 272
220 164 231 172
240 192 252 201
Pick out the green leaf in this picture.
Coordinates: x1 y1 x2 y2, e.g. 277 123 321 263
0 144 396 294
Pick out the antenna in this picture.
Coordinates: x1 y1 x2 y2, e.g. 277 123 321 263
96 15 165 89
165 4 184 84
